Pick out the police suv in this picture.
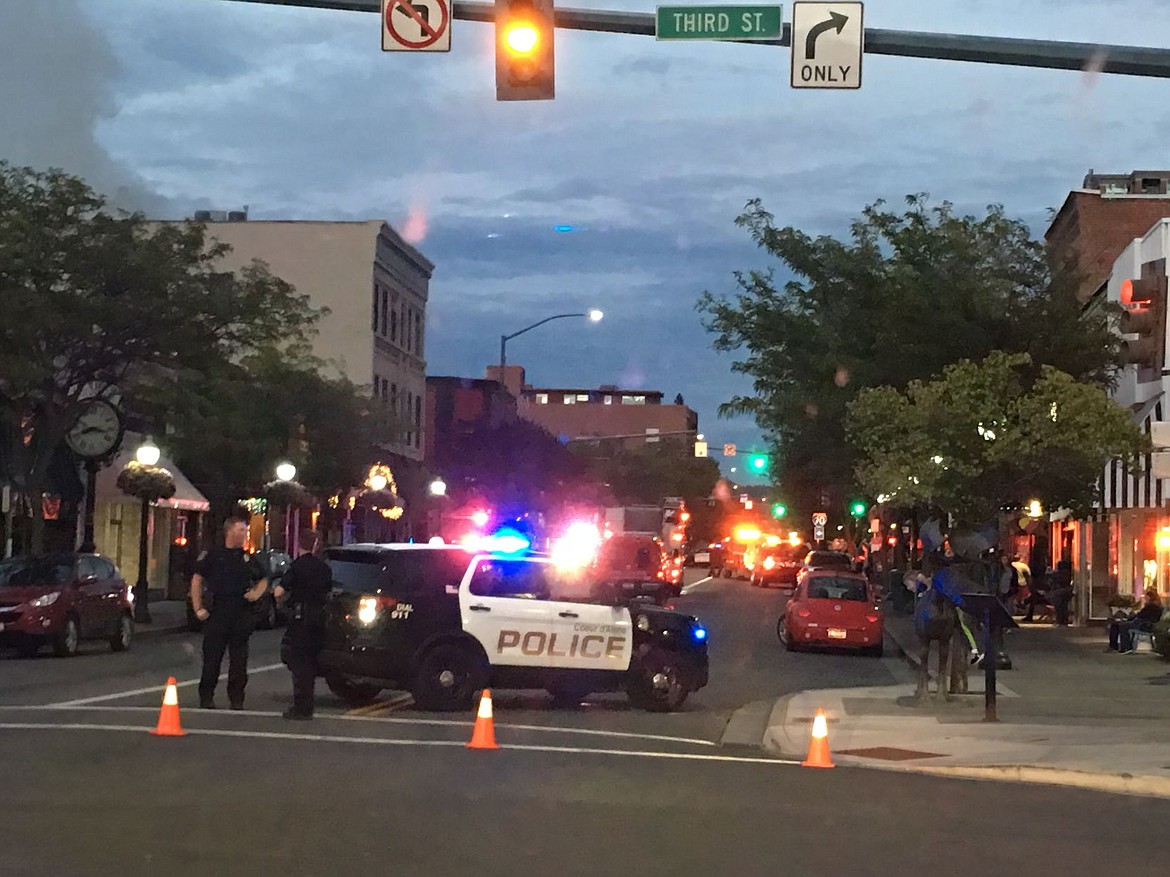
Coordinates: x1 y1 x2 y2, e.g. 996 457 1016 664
308 544 709 712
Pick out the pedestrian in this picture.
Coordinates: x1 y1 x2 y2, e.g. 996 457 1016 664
273 528 332 720
190 517 268 710
997 552 1019 611
1108 588 1163 653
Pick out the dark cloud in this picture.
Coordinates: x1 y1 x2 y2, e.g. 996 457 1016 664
38 0 1170 464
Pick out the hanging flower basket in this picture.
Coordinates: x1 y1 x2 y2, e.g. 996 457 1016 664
117 462 177 503
264 479 315 508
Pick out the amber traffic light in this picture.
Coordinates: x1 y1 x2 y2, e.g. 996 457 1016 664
496 0 555 101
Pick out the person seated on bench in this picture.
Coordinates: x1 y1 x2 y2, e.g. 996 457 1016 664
1109 588 1163 653
1023 559 1074 625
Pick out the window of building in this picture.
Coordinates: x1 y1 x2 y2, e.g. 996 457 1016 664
535 393 549 404
373 370 380 392
576 394 590 402
405 306 412 352
391 383 398 411
380 287 388 336
371 286 379 332
563 395 576 405
622 395 647 405
1141 178 1165 194
390 306 398 343
415 313 423 356
603 395 613 405
414 395 422 449
381 378 389 401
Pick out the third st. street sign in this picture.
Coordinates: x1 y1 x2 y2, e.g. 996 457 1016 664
656 5 783 41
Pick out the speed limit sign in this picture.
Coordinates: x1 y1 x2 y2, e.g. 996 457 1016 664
812 512 828 526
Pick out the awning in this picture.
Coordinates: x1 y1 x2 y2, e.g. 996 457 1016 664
94 434 210 513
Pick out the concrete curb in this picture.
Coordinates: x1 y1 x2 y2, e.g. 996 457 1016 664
870 762 1170 800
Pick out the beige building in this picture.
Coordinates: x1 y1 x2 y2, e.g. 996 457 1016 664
188 215 432 460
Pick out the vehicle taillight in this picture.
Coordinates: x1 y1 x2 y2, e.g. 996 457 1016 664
797 608 812 618
356 595 397 625
865 613 880 623
763 557 776 570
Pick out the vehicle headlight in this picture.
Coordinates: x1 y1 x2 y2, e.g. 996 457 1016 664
29 592 60 608
636 614 650 632
357 597 379 625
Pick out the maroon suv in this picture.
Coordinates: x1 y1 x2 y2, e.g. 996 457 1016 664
0 554 134 657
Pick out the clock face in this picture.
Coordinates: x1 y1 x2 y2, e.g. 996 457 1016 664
66 400 123 459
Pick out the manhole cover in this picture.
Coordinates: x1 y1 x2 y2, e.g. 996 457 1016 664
835 746 946 761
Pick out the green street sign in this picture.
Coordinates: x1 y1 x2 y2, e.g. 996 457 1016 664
656 5 783 41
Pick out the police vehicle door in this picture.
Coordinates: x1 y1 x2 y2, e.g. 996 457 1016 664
460 556 555 668
544 590 633 672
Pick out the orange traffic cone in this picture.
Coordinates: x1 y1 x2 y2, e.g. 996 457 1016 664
150 677 188 737
467 689 498 750
801 708 834 768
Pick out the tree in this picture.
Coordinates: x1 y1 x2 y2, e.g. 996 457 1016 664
844 352 1147 524
148 348 405 526
574 442 720 508
0 163 320 551
697 195 1120 520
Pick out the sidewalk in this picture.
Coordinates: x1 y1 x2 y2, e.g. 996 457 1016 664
134 599 190 638
763 612 1170 798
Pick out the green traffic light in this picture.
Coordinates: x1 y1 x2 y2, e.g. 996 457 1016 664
749 454 769 473
772 503 787 519
849 501 866 517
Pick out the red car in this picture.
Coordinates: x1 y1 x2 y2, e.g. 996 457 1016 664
0 553 134 658
777 570 883 656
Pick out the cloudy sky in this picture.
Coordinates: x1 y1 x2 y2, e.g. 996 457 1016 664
4 0 1170 484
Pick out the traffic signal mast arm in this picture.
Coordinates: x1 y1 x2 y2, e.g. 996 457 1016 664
228 0 1170 79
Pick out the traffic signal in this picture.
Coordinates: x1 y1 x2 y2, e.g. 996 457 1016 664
747 453 770 474
849 500 866 518
1120 261 1168 375
495 0 555 101
771 503 787 519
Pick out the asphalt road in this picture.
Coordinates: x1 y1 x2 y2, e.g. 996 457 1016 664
3 568 1167 875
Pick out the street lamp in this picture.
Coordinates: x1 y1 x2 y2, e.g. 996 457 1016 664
276 462 297 552
133 437 161 623
499 309 604 370
429 478 447 496
429 478 447 540
369 473 389 492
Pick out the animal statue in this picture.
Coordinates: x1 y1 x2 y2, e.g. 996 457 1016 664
948 609 975 695
913 583 958 701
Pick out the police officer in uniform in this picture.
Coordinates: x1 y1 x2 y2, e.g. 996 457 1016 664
191 517 268 710
273 528 332 720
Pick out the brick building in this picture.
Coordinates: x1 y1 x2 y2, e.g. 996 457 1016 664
485 365 698 451
1046 169 1170 303
425 376 519 466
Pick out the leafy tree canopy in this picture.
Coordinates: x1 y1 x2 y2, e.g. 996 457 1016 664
845 352 1147 523
698 195 1119 519
0 163 319 549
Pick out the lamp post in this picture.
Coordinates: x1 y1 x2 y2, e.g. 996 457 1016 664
133 437 161 624
499 309 603 371
429 478 447 541
276 462 296 553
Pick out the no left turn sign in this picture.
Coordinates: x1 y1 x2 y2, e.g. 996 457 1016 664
382 0 452 52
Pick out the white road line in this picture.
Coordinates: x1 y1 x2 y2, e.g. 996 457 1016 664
47 663 287 707
0 722 798 765
681 576 714 595
0 705 718 747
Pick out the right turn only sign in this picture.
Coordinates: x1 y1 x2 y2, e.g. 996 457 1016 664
791 2 863 89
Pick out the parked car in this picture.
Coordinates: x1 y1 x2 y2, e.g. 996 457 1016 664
777 570 884 656
795 549 856 587
749 543 804 589
186 550 291 632
0 553 134 657
593 534 673 602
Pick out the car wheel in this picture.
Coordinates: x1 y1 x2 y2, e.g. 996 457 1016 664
722 568 733 579
324 673 382 707
410 642 487 712
777 617 798 651
110 614 133 652
53 617 79 657
626 648 690 712
547 685 592 709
